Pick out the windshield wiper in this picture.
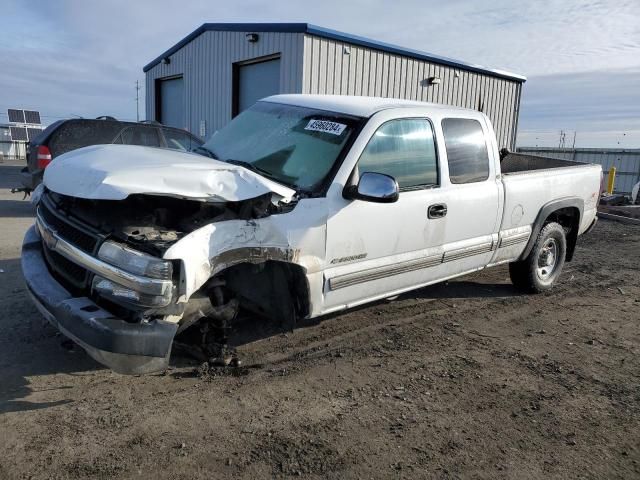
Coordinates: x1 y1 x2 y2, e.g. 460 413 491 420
225 159 297 190
192 145 218 159
225 159 261 173
226 159 280 180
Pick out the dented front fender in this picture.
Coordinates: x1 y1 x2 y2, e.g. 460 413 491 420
162 199 328 302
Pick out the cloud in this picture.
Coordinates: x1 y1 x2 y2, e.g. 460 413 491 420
1 0 639 147
517 67 640 147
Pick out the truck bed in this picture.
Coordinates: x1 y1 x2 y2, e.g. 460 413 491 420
499 153 602 237
501 152 586 174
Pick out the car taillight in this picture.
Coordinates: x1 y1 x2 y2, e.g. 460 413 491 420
37 146 52 169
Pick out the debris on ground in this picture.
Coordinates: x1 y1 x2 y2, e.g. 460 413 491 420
0 180 639 479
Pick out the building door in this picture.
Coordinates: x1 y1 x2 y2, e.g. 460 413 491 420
156 76 185 129
234 56 281 116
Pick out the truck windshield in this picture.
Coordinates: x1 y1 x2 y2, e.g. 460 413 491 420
202 102 362 191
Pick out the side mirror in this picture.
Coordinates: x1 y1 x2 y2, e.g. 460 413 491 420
344 172 399 203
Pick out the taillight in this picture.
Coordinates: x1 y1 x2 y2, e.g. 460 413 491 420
37 146 52 169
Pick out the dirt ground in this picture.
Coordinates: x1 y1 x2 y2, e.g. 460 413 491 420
0 163 638 479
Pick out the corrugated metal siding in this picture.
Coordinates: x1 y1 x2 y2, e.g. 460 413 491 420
145 29 522 148
517 147 640 194
302 34 521 150
145 31 304 137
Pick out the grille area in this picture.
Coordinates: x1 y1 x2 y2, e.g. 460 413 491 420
42 244 89 291
39 193 101 292
39 200 98 253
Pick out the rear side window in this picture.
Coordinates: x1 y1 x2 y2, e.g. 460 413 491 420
442 118 490 184
48 120 122 157
162 128 202 151
29 120 62 146
357 119 438 190
119 126 161 147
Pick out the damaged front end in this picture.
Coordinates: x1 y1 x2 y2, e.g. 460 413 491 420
23 181 305 374
21 97 363 373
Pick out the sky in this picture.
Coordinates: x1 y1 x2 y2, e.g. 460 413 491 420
1 0 639 148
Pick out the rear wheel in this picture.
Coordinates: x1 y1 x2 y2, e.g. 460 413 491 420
509 222 567 293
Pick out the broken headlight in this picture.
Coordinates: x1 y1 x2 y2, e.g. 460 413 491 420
98 241 173 280
92 276 173 308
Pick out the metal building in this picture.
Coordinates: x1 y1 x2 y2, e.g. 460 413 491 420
144 23 526 149
518 147 640 195
0 124 28 162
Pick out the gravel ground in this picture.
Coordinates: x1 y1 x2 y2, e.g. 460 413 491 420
0 163 638 479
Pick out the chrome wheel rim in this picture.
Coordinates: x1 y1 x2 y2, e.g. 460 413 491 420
536 238 558 281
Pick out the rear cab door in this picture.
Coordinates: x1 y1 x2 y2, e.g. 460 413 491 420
436 112 504 275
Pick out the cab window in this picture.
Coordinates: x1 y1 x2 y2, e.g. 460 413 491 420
48 120 121 157
162 128 201 151
119 126 161 148
441 118 490 184
356 119 438 190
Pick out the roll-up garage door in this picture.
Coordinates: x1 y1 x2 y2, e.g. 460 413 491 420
235 57 281 115
157 77 185 129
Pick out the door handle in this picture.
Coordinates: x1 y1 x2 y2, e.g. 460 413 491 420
428 203 448 219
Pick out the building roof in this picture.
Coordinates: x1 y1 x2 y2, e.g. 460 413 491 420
143 23 526 82
262 94 475 117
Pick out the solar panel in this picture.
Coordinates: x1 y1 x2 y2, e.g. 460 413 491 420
8 109 25 123
27 128 43 141
24 110 41 124
9 127 28 141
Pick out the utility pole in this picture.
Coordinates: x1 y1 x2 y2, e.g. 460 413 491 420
559 130 567 149
571 131 576 149
617 132 626 146
135 80 141 122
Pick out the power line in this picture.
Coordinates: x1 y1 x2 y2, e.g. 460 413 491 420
558 130 566 148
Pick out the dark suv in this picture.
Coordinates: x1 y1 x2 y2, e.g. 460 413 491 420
21 118 203 191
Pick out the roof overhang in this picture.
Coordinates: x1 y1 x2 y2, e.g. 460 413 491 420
143 23 526 83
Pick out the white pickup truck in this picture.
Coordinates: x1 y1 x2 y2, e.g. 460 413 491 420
22 95 601 374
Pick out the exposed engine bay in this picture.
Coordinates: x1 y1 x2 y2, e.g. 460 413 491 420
41 188 306 366
46 189 282 256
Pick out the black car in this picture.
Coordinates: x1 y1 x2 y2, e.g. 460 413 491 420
20 117 203 191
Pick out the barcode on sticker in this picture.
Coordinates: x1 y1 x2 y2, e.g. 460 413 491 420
305 119 347 136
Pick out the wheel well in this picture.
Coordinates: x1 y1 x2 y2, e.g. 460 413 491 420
220 261 310 326
544 207 580 261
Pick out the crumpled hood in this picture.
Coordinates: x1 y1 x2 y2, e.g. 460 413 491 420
43 144 296 203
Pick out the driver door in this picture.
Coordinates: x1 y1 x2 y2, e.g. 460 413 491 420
323 117 449 311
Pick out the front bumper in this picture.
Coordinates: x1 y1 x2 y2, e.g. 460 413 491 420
21 225 178 374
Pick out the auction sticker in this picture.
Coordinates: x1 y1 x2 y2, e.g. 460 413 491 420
305 119 347 136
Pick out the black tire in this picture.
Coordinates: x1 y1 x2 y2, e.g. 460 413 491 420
509 222 567 293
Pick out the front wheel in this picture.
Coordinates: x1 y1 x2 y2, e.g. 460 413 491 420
509 222 567 293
